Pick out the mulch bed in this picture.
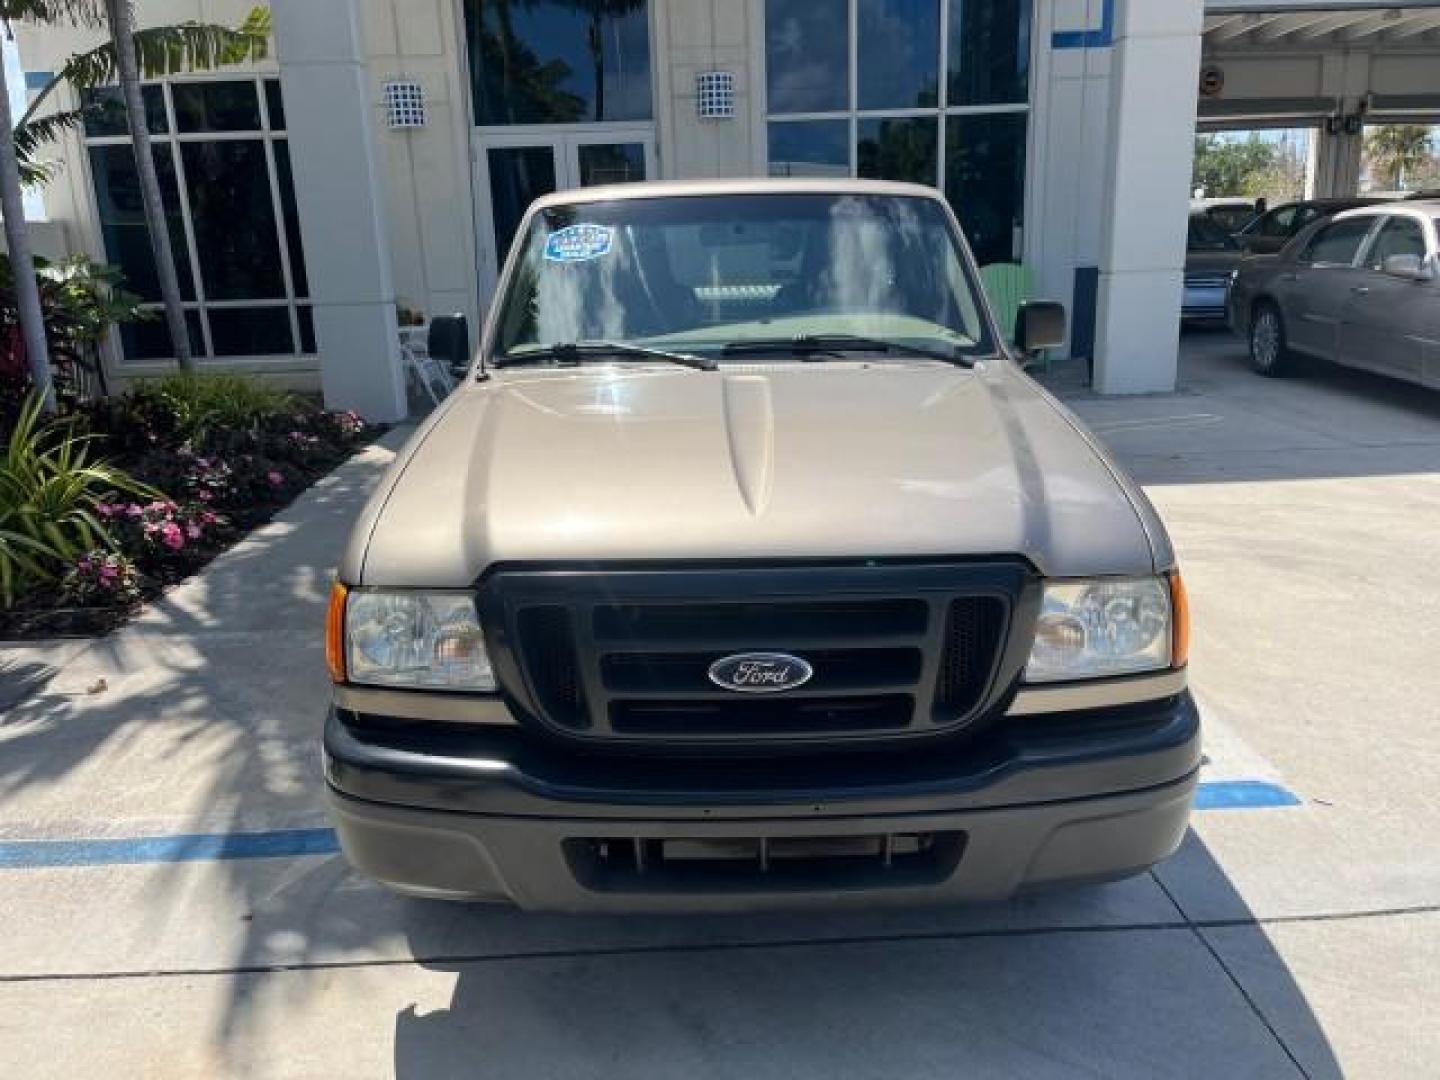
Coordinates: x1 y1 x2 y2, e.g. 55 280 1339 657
2 403 386 642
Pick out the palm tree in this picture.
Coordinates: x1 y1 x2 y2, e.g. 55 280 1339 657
0 2 81 413
106 0 188 367
3 3 268 409
1364 125 1433 191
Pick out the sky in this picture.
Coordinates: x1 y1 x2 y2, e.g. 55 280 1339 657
5 31 47 219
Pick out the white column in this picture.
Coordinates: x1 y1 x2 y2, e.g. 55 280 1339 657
1312 126 1363 198
274 0 407 422
1092 0 1204 395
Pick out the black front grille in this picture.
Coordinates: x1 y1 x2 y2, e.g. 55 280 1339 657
515 606 587 729
934 598 1007 719
482 563 1032 749
611 695 915 736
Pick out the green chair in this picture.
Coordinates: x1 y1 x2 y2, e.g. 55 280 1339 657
979 262 1048 371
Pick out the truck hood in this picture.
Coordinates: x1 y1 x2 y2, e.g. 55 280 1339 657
351 363 1158 585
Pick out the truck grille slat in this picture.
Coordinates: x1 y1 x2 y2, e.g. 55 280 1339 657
484 564 1027 749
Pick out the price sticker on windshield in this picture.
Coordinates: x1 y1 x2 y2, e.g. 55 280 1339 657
544 223 614 263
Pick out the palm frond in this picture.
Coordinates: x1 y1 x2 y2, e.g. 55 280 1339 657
19 6 272 126
0 1 105 27
12 107 85 185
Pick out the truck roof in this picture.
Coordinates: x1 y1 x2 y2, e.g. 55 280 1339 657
530 177 946 210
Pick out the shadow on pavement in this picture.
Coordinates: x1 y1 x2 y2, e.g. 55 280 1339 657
1040 330 1440 486
387 837 1341 1079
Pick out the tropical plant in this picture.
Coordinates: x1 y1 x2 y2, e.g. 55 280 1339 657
3 3 271 407
1 254 148 424
61 548 140 605
1364 124 1435 191
140 371 297 443
0 389 159 605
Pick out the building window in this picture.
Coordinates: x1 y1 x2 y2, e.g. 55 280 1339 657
765 0 1030 266
464 0 653 126
83 77 311 364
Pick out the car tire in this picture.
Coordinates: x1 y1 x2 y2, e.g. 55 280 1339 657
1249 302 1291 377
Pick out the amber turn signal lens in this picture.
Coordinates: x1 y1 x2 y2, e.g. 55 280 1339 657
326 581 348 682
1169 570 1190 669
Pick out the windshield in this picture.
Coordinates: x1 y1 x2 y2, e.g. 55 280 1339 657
1187 215 1238 252
491 193 993 363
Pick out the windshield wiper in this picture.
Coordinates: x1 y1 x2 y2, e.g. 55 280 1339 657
720 333 971 366
499 340 716 371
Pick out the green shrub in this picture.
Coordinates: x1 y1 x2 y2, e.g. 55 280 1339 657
0 392 160 607
140 372 298 444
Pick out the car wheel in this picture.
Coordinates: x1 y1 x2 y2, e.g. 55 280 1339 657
1249 302 1290 377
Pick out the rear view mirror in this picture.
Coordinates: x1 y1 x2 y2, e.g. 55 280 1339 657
1014 300 1067 356
1382 254 1433 282
428 314 471 377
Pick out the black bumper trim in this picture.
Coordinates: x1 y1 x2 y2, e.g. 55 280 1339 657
323 691 1200 821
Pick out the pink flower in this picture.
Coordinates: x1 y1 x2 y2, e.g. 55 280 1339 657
197 490 212 502
186 523 202 540
99 565 118 583
160 522 185 550
267 470 284 486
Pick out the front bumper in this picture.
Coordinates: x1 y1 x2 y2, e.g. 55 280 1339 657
323 691 1200 912
1182 284 1230 321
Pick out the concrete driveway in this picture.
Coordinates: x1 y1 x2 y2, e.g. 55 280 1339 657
2 331 1437 1078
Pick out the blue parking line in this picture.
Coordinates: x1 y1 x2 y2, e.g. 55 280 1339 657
1194 779 1301 811
0 828 340 869
0 780 1300 870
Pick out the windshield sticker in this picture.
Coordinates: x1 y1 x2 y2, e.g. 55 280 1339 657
544 223 614 263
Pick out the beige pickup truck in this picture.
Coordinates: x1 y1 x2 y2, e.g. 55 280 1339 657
323 179 1197 912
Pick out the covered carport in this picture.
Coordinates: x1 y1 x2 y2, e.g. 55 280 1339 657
1200 2 1440 196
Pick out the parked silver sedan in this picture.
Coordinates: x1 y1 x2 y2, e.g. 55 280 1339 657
1228 201 1440 388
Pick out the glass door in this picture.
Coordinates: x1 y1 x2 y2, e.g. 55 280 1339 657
480 142 552 275
475 129 655 296
567 132 654 187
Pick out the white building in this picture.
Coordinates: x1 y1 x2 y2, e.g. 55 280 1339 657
17 1 1440 419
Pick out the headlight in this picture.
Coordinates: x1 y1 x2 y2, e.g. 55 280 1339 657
342 589 496 691
1025 577 1173 683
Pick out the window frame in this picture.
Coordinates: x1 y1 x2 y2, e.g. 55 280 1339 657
761 0 1032 197
1297 216 1380 268
79 74 312 367
1358 213 1428 272
464 0 657 128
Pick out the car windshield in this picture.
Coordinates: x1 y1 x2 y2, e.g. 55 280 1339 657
1187 215 1238 251
492 193 993 364
1207 206 1256 232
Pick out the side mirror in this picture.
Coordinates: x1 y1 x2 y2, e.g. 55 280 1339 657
428 314 472 377
1382 254 1433 281
1014 300 1067 356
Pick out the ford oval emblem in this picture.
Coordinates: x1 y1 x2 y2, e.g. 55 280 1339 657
708 652 814 694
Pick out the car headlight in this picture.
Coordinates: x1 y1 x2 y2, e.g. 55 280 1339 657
1025 576 1179 683
333 587 496 691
